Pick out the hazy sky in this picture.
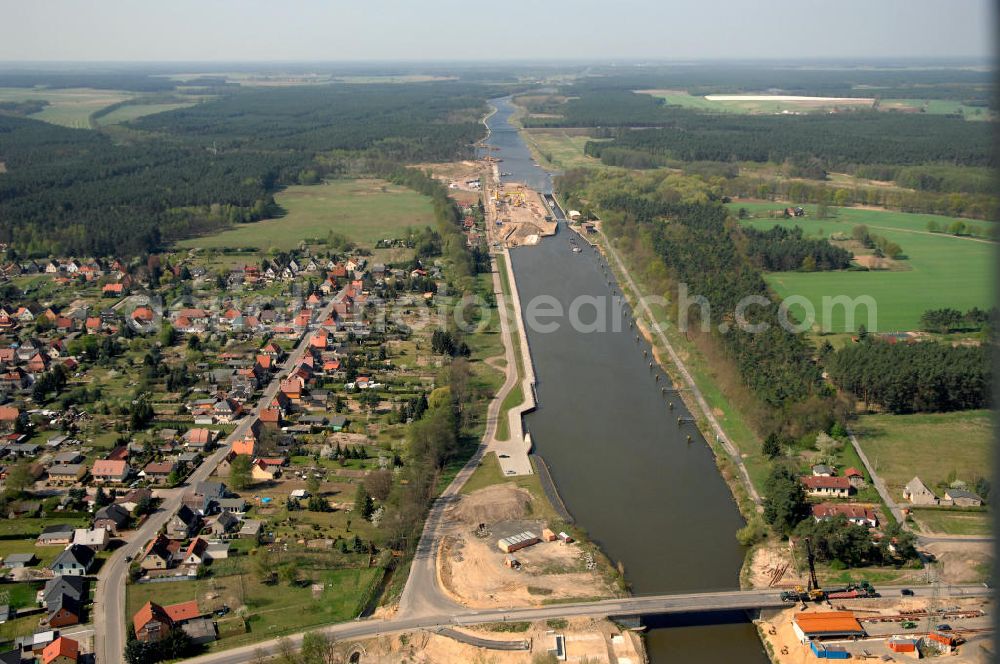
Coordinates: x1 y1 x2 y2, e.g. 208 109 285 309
1 0 993 62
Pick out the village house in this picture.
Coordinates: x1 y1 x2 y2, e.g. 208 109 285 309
3 552 37 569
49 545 95 577
37 524 75 546
943 487 984 507
132 602 174 643
139 535 172 571
250 459 278 482
116 488 152 514
141 461 176 485
72 528 110 551
90 459 130 484
811 503 878 528
0 406 20 432
94 503 131 534
41 636 78 664
843 467 866 489
903 476 938 505
46 464 86 485
133 600 211 644
181 538 209 567
42 577 87 628
799 475 852 499
183 427 217 451
210 511 240 538
167 505 200 539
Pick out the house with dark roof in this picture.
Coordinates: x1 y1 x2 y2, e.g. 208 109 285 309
3 552 37 568
166 505 200 539
49 545 95 576
93 503 130 534
139 535 172 571
210 511 240 537
44 593 82 628
944 487 983 507
42 576 87 607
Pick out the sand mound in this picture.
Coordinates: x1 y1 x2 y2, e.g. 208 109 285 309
456 484 532 524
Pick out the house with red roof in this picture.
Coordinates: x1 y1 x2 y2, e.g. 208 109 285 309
41 636 78 664
799 475 852 498
91 459 130 484
133 601 175 643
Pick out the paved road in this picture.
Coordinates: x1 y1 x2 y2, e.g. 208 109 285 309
182 584 990 664
846 427 994 546
93 296 337 664
396 252 516 617
435 627 529 650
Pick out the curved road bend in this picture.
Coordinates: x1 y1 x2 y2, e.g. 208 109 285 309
182 585 989 664
94 297 339 664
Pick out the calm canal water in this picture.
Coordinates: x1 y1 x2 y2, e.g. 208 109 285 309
485 97 770 663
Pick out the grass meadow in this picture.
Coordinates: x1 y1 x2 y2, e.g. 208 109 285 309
178 179 435 252
732 202 995 332
0 87 133 128
855 410 992 499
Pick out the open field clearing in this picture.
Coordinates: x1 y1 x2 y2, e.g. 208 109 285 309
638 89 874 113
910 508 992 536
732 202 995 332
523 128 605 170
855 410 991 501
881 98 996 120
0 86 132 127
94 100 198 125
638 90 993 119
126 564 379 651
178 178 436 251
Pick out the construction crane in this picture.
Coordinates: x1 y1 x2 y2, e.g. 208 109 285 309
781 538 828 603
781 537 879 603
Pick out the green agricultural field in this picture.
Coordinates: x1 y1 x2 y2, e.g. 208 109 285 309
854 410 992 500
178 179 436 252
732 202 995 332
0 87 133 128
94 101 198 125
523 129 606 171
881 98 995 121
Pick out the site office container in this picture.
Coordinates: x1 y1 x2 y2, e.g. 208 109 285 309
809 642 850 659
888 638 917 653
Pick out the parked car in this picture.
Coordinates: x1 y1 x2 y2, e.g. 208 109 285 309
936 624 952 632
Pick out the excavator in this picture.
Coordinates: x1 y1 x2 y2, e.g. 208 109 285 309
780 538 878 603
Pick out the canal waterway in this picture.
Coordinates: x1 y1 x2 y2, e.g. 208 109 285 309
484 97 770 663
